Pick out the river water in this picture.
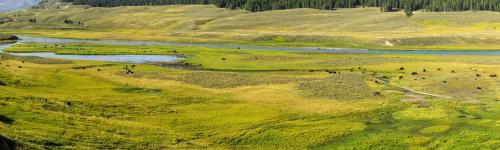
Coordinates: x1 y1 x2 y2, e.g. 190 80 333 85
15 36 500 55
0 37 181 63
1 35 500 64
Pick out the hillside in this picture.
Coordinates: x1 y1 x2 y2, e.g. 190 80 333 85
61 0 500 12
2 3 500 49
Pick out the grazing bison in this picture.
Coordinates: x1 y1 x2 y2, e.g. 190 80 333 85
124 65 134 74
490 74 497 77
399 76 404 80
476 74 481 77
443 81 447 83
411 72 418 75
451 70 456 73
476 87 482 90
399 67 405 70
423 69 427 72
437 68 442 71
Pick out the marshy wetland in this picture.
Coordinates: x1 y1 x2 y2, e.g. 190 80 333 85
0 35 498 149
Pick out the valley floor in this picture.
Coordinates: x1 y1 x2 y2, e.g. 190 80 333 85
2 6 500 50
1 3 500 149
0 42 499 149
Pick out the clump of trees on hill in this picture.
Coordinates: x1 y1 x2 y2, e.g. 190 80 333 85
62 0 500 13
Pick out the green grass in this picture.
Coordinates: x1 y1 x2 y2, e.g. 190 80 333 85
0 42 499 149
4 5 500 50
0 53 72 64
297 73 374 100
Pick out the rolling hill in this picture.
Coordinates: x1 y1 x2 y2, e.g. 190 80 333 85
1 1 500 49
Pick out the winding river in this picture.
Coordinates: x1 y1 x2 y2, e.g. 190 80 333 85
0 36 181 63
2 35 500 64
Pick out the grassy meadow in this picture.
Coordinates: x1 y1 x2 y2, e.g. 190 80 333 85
1 1 500 149
0 42 499 149
3 5 500 50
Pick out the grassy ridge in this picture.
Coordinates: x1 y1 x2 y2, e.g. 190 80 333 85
2 6 500 50
0 43 499 148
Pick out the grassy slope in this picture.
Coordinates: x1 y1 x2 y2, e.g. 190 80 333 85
2 5 500 50
0 43 499 149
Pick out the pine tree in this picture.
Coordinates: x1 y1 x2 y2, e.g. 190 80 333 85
61 0 500 13
405 0 414 17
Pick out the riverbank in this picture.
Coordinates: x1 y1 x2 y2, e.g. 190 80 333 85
5 29 500 51
0 35 17 40
2 6 500 50
6 36 500 59
0 35 18 44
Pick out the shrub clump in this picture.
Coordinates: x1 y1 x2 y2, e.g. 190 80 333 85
180 71 297 88
297 73 373 100
419 125 451 134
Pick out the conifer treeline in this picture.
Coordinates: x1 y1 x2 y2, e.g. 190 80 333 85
61 0 500 12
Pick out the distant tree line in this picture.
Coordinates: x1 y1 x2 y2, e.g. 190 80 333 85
62 0 500 13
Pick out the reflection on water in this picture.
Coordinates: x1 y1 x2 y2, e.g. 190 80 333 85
1 35 500 64
0 41 180 64
16 35 500 55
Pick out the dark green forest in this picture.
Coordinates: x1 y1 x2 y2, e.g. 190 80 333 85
62 0 500 13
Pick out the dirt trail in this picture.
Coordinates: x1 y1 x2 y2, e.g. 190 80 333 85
374 78 452 99
389 82 452 98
